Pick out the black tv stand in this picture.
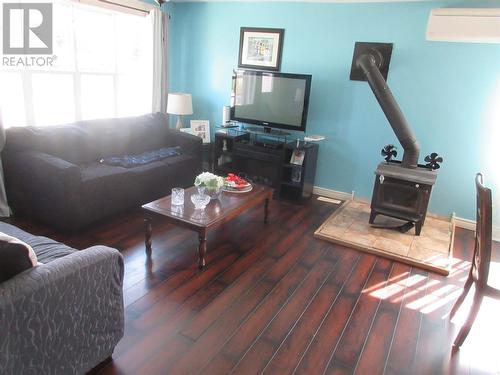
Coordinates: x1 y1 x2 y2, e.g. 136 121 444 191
214 128 319 201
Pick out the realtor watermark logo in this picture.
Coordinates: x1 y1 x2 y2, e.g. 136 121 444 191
2 3 56 67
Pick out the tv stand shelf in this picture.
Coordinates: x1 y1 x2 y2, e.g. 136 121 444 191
244 126 291 138
214 128 318 201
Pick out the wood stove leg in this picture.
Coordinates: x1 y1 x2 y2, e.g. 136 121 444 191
369 210 377 224
144 217 152 254
415 220 422 236
198 229 207 269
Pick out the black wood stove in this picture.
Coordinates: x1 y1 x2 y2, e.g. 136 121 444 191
369 162 437 235
350 42 442 235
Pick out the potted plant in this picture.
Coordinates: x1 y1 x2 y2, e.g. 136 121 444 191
194 172 224 199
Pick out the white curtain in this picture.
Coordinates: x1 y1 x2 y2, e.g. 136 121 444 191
152 8 168 113
0 109 11 217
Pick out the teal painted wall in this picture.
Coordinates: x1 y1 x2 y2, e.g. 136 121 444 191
168 1 500 223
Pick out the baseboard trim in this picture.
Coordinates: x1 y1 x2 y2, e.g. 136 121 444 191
452 216 500 242
452 216 476 231
313 186 354 201
313 185 500 242
493 228 499 242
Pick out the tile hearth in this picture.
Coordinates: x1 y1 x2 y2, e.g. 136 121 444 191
315 200 454 275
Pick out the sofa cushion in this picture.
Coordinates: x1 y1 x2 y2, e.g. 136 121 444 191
135 153 201 201
4 125 98 165
0 232 38 283
78 153 199 221
0 222 76 264
83 112 170 158
79 163 145 220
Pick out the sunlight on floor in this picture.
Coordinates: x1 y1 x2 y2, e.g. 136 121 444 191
362 256 500 372
363 258 500 316
450 290 500 374
362 257 470 314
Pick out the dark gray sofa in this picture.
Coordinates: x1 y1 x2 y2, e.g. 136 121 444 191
3 112 202 231
0 221 124 375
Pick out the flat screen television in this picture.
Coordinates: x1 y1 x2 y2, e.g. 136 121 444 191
230 69 312 133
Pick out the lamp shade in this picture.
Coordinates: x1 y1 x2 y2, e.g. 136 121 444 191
166 93 193 115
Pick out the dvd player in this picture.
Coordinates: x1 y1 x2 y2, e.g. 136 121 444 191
254 139 284 150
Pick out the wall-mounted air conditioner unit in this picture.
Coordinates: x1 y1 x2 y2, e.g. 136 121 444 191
426 8 500 43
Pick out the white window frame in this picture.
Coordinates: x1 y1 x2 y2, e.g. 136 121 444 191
1 0 155 127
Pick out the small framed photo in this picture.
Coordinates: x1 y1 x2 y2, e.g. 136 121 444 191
190 120 211 143
290 149 305 165
238 27 284 71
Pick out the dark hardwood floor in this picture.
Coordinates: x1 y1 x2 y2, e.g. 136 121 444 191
9 197 500 374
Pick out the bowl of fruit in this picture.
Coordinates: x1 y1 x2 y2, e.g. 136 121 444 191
222 173 252 193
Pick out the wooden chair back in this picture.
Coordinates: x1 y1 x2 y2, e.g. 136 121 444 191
473 173 493 288
451 173 498 349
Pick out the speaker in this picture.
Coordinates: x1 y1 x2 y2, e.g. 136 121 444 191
222 106 231 124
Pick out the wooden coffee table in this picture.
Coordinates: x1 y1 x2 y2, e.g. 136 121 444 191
142 184 273 269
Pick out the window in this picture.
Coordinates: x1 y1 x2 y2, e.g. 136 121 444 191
0 0 153 127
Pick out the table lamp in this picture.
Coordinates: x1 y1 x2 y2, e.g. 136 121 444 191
167 93 193 129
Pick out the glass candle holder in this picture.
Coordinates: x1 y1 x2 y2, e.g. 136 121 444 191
171 187 184 205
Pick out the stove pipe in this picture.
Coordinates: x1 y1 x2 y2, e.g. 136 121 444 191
356 50 420 169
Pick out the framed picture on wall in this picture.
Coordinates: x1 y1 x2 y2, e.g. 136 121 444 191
238 27 284 71
190 120 211 143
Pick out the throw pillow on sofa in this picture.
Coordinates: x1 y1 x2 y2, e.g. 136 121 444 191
0 232 38 282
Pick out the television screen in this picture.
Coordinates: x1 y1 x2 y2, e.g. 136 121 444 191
231 70 312 132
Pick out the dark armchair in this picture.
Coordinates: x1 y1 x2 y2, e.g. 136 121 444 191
0 222 124 374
